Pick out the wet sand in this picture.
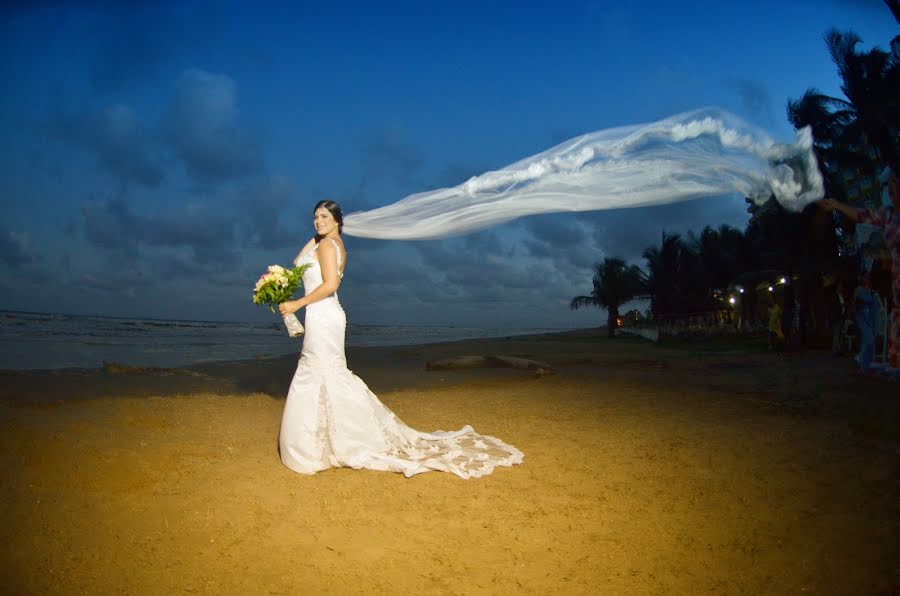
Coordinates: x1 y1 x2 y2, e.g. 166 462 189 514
1 330 898 594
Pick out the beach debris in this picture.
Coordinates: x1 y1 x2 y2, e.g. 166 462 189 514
615 326 659 341
425 355 555 377
102 361 150 374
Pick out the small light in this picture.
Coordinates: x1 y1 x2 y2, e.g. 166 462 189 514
728 296 736 304
738 288 744 294
768 286 774 292
778 277 787 284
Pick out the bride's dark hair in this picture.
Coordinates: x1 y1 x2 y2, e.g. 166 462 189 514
314 199 343 234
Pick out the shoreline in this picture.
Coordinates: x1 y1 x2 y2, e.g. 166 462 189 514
0 327 606 403
1 307 576 373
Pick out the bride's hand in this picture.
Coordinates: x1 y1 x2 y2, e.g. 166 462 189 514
279 300 301 316
817 198 837 211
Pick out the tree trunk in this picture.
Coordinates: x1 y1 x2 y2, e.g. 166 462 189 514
607 308 619 338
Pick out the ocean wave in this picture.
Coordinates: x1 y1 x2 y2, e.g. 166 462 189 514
0 310 567 370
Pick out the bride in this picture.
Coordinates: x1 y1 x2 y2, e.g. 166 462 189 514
277 200 524 478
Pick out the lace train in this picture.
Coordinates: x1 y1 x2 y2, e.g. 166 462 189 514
280 357 524 478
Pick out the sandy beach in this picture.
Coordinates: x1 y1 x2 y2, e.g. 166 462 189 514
1 330 898 594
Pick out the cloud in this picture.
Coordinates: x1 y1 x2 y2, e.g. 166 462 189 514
523 214 588 248
45 67 264 190
463 229 517 259
723 77 775 125
145 205 239 265
0 229 36 267
585 196 749 263
347 127 428 210
48 104 164 187
398 228 585 312
352 252 427 286
74 267 153 296
166 69 262 186
80 198 140 254
361 128 425 188
80 197 239 266
69 194 248 312
521 214 602 271
234 175 307 251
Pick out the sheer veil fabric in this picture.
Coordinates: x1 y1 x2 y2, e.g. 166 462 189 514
342 108 823 240
279 238 523 478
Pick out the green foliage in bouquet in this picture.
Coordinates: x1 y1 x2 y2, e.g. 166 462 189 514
252 264 311 313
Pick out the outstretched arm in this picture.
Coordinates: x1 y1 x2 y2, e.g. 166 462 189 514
817 198 861 220
279 240 341 315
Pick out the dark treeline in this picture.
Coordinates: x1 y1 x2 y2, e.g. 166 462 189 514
570 208 835 340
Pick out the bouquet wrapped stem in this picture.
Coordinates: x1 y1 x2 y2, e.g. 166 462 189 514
252 264 311 338
282 312 304 337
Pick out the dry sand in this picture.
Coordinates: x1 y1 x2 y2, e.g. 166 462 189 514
1 330 898 594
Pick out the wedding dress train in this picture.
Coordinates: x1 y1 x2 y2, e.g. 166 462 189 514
278 239 524 478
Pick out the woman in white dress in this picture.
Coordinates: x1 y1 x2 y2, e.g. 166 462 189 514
277 200 523 478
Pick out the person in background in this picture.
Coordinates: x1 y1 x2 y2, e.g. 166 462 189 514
767 296 784 350
828 281 846 357
853 274 879 373
820 166 899 373
781 281 796 349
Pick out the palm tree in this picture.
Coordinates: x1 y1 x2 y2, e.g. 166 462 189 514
687 224 749 310
825 28 899 169
745 195 847 344
641 232 691 317
787 26 899 191
887 0 900 23
570 257 646 337
787 89 872 203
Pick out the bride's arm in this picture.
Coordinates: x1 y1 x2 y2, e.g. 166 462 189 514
279 240 341 315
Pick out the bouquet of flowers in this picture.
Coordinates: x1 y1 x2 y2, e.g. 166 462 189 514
252 264 310 337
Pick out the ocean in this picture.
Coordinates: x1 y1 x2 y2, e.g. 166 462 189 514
0 310 564 371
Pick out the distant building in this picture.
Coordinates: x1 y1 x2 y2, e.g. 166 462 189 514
620 309 642 327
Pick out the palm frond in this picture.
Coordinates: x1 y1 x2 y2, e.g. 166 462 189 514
570 295 600 311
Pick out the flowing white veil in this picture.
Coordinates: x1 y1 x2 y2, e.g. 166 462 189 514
342 108 823 240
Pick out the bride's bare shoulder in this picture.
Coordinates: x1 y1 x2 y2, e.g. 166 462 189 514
318 237 345 256
319 237 347 270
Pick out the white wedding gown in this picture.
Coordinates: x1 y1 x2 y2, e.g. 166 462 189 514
279 238 524 478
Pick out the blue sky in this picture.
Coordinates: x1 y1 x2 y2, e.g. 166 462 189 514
0 0 895 327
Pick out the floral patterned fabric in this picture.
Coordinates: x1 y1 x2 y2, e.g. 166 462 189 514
858 206 900 366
